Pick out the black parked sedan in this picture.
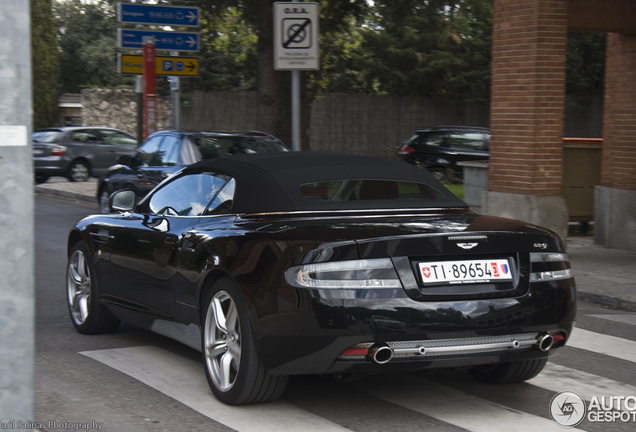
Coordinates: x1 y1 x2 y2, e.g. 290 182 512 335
67 152 576 405
97 130 288 213
397 126 490 183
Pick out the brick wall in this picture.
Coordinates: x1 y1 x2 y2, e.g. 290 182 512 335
602 33 636 191
568 0 636 33
489 0 568 194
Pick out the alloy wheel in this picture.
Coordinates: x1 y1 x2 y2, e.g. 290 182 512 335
69 162 89 182
67 249 91 325
204 290 242 392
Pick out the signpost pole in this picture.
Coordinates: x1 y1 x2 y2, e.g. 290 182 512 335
274 2 319 152
171 77 180 130
135 76 143 141
291 70 301 151
143 36 157 139
170 51 180 130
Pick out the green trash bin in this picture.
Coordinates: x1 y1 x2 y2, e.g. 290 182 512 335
562 138 602 230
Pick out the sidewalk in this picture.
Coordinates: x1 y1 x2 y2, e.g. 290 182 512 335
35 177 636 312
35 176 98 204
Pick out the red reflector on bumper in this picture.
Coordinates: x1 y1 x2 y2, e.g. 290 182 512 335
341 348 369 356
552 333 565 342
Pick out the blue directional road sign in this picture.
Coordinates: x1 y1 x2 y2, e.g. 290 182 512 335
117 3 199 27
118 29 200 52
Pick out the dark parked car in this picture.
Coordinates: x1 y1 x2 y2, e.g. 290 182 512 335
67 152 576 405
33 127 138 183
397 126 490 183
97 130 288 213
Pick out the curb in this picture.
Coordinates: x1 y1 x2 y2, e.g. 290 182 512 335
35 185 97 205
578 291 636 313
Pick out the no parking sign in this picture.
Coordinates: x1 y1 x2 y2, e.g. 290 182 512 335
273 2 319 70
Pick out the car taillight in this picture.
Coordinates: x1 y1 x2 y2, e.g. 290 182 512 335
50 145 66 156
398 146 415 155
285 258 403 289
529 252 573 282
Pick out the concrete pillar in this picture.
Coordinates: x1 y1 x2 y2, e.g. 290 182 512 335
596 33 636 251
0 0 34 423
485 0 569 239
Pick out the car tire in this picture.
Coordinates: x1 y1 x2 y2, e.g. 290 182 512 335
468 358 548 384
201 278 288 405
66 241 120 334
35 173 50 184
68 160 90 182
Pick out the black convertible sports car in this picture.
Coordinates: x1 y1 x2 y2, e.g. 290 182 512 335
67 152 576 405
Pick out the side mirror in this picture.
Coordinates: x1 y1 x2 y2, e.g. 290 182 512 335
110 190 136 213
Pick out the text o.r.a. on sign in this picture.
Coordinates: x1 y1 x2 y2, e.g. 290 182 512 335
273 2 319 70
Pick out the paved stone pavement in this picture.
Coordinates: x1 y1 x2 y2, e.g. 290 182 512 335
35 177 636 312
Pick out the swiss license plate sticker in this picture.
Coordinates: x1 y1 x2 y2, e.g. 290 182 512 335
418 259 512 285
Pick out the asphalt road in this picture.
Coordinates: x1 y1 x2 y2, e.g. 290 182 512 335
34 194 636 432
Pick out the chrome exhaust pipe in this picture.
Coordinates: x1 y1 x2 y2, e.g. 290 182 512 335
368 343 394 364
536 333 554 352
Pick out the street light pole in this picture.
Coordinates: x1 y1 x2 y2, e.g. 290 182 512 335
0 0 34 421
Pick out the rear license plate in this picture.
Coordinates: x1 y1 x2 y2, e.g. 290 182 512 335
418 259 512 285
33 149 44 155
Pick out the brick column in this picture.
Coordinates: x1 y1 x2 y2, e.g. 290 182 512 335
484 0 569 238
595 33 636 251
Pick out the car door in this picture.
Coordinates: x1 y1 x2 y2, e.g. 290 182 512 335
66 129 104 165
416 132 447 165
96 129 138 173
445 131 490 164
107 171 231 317
133 133 182 196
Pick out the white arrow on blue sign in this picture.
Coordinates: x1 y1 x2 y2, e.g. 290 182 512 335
118 29 200 52
117 2 199 27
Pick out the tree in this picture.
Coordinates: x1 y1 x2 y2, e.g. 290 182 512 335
54 0 134 93
197 0 369 147
567 32 606 96
344 0 493 102
185 6 258 92
31 0 60 128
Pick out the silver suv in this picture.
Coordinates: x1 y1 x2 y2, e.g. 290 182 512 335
33 127 138 183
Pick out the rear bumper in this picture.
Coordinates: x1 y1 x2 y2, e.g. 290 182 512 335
33 157 68 175
249 279 576 375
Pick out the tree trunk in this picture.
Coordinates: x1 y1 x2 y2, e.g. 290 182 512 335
256 0 292 147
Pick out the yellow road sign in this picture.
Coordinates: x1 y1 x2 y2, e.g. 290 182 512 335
118 54 199 76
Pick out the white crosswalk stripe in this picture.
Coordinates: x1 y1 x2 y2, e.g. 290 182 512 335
350 373 582 432
79 315 636 432
81 346 350 432
589 313 636 326
531 362 636 410
567 328 636 363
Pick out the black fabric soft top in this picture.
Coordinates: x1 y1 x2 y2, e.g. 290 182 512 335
183 152 468 213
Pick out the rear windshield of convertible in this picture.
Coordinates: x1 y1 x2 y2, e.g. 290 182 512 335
300 179 447 201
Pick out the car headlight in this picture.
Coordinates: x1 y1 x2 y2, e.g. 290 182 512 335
529 252 573 282
286 258 402 289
